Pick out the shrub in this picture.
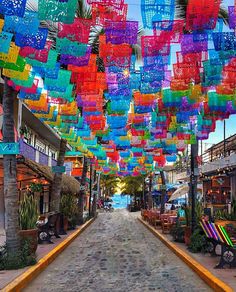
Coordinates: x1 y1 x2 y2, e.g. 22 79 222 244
170 225 185 243
188 227 209 253
60 194 79 228
19 194 39 230
0 239 36 270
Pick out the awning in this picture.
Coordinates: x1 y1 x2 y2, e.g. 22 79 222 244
168 184 202 202
0 157 80 195
23 158 80 194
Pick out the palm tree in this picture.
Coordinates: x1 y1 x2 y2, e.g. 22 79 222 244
2 78 21 254
100 175 120 198
77 155 88 224
51 138 67 211
160 170 166 214
121 175 144 198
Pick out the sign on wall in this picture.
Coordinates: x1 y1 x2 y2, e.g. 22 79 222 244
52 166 66 173
0 143 20 154
212 176 230 188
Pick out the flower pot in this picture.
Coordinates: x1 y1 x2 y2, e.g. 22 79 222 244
19 229 38 255
184 226 191 246
63 216 68 232
59 214 68 235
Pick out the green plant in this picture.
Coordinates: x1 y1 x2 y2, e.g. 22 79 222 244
60 194 79 228
188 227 209 253
184 199 203 227
19 125 29 137
170 225 185 243
19 194 39 230
214 209 236 221
0 239 36 270
185 205 191 227
195 200 203 222
29 182 43 193
232 199 236 217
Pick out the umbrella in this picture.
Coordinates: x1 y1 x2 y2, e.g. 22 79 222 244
168 185 189 202
168 184 202 202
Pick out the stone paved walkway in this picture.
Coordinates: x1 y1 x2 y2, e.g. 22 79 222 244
24 210 212 292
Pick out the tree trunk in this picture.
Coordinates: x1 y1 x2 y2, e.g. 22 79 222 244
160 170 166 214
77 156 88 224
50 138 67 212
91 171 98 217
88 162 93 216
189 142 198 232
142 176 146 209
147 174 153 209
3 78 21 254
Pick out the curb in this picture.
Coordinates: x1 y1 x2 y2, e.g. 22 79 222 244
138 217 233 292
2 217 95 292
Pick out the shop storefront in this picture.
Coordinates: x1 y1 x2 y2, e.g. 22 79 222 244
203 175 231 214
0 156 80 228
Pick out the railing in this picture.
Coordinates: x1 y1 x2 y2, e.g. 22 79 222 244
39 151 48 165
19 139 56 167
19 139 36 161
201 134 236 165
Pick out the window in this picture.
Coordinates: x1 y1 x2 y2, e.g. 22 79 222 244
49 149 56 159
35 139 46 153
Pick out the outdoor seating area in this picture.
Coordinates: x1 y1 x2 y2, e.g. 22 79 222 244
141 209 178 234
141 206 236 272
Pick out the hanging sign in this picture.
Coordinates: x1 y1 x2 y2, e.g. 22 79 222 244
0 143 19 154
52 166 66 173
65 151 83 156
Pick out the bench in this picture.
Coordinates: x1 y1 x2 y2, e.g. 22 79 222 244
37 212 61 244
200 220 236 269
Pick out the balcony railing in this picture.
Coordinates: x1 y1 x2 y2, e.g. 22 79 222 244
19 139 36 161
39 151 48 165
201 134 236 165
19 139 57 167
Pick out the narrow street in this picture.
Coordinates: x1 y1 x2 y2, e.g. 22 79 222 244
24 210 211 292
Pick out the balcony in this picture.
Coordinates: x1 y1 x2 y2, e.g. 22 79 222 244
176 171 189 181
201 134 236 174
201 154 236 174
19 139 57 167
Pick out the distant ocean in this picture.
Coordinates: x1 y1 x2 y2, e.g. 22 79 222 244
111 194 131 209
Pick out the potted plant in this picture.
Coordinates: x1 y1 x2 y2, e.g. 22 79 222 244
60 194 79 233
214 208 236 228
19 194 39 255
188 227 209 253
184 206 191 246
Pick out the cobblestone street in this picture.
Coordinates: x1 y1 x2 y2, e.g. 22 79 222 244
24 210 211 292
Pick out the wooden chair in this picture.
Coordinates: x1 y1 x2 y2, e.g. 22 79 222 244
162 218 172 234
178 217 187 228
152 213 161 228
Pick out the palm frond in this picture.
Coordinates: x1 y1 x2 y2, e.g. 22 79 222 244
218 6 229 26
77 0 92 19
175 0 229 28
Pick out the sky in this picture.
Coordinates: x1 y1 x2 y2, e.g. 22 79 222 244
125 0 236 148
